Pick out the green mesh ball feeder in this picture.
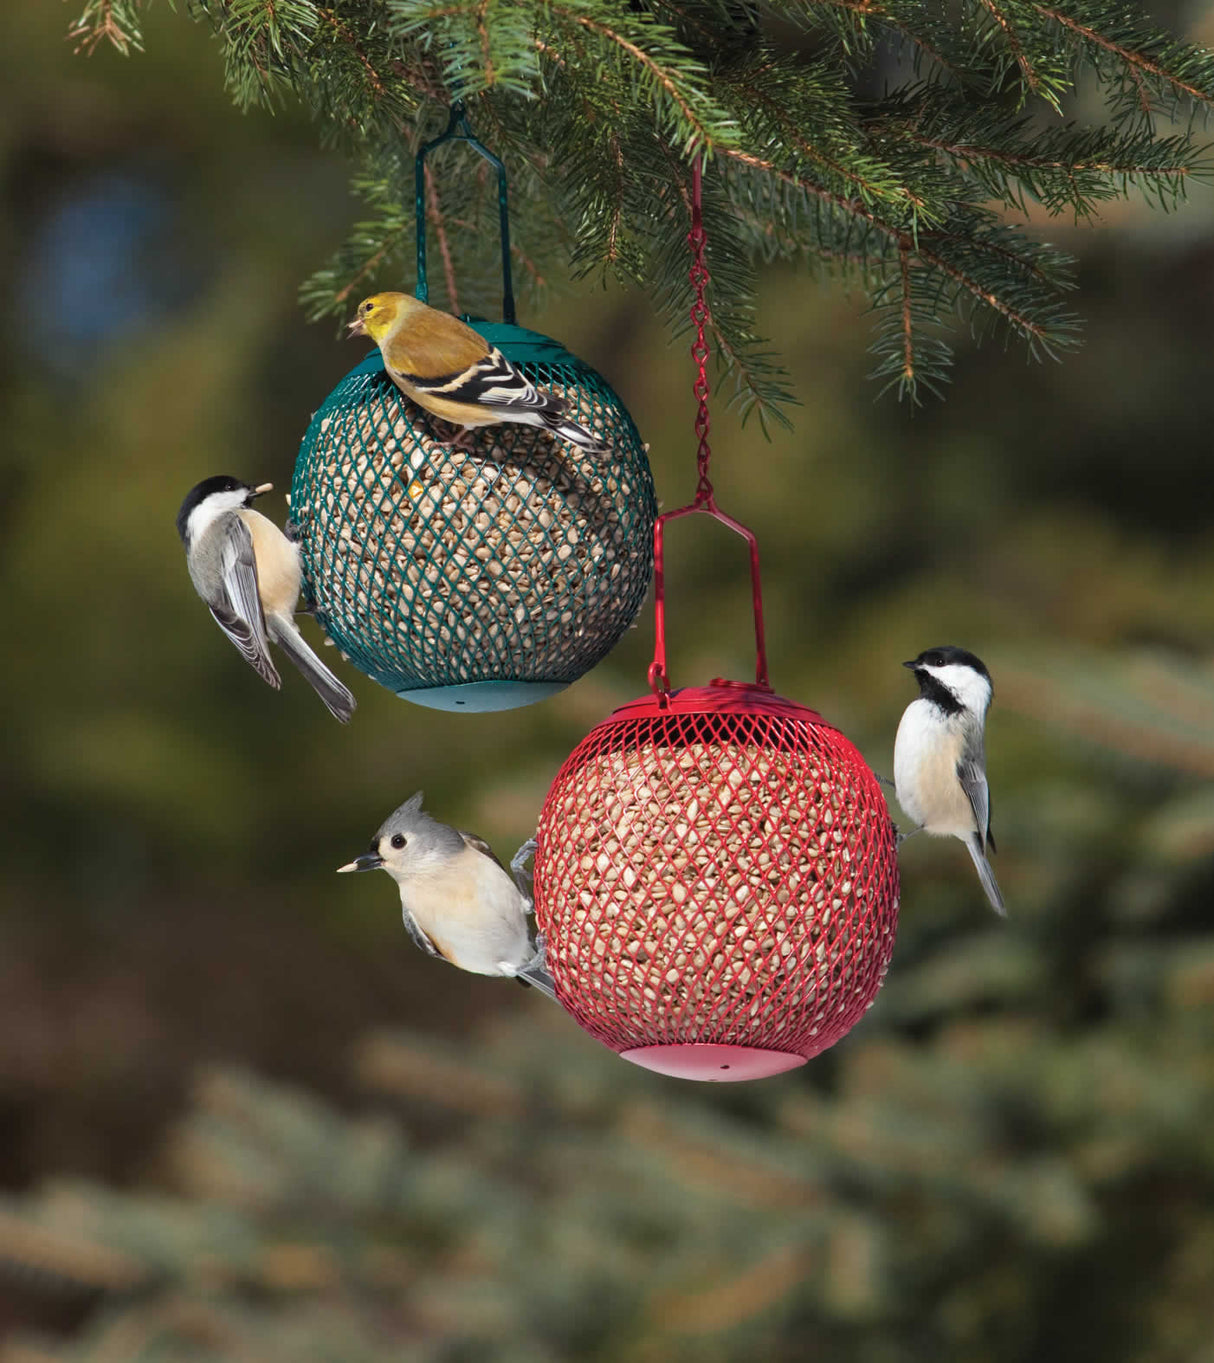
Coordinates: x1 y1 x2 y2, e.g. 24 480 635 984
288 106 656 713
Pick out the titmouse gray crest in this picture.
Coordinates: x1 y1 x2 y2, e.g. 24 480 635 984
177 475 355 722
337 792 555 997
893 646 1004 915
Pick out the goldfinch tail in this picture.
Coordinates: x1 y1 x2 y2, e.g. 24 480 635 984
539 409 605 454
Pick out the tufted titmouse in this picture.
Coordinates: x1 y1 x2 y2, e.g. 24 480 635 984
177 475 355 722
893 645 1004 915
336 792 555 996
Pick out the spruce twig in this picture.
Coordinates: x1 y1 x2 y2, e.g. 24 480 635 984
71 0 1214 406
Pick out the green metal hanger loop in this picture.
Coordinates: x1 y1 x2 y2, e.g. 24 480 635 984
415 100 517 326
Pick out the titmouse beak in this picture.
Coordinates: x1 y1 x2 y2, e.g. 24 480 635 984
346 316 367 338
336 851 384 874
250 482 273 498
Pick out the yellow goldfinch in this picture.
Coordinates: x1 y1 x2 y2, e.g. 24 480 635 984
347 292 604 453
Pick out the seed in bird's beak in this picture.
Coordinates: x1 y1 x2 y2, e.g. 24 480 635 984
336 851 385 873
347 317 367 337
252 482 274 497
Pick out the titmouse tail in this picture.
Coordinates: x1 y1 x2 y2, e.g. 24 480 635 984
517 964 558 1001
966 834 1006 916
514 933 557 1001
538 408 604 455
268 617 356 723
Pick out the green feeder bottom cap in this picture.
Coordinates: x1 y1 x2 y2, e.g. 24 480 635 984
395 679 570 712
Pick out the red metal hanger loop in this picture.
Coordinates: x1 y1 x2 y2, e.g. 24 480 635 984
687 157 714 512
648 155 771 702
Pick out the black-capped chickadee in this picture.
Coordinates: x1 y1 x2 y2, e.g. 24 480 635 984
893 646 1005 915
336 792 555 997
176 475 356 723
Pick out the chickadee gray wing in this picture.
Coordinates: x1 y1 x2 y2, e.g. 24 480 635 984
956 752 994 854
207 516 279 688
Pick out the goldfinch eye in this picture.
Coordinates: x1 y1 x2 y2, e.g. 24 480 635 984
390 833 406 849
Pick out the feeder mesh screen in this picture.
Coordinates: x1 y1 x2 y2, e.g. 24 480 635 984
534 708 899 1058
289 353 655 694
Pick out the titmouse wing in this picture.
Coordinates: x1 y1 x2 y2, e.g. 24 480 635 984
957 750 995 854
402 906 443 959
461 829 536 911
460 830 505 870
209 515 279 688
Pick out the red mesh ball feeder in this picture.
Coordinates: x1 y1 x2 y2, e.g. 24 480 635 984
533 518 900 1080
531 159 900 1081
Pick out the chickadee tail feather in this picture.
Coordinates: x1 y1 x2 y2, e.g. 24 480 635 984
269 619 356 723
538 408 605 454
967 834 1006 916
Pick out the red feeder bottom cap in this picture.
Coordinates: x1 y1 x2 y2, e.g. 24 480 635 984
619 1043 808 1082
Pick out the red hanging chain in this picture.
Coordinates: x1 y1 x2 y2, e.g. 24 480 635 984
647 153 771 699
688 157 715 509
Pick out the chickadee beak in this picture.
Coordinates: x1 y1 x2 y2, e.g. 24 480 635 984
250 482 273 498
902 660 919 670
336 851 384 874
346 316 367 338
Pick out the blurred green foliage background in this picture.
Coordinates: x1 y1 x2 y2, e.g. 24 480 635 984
2 1 1214 1358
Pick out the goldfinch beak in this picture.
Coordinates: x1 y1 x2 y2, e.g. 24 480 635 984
347 316 367 338
336 851 384 874
251 482 273 498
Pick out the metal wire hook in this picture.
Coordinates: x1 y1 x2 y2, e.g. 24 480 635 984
415 100 516 324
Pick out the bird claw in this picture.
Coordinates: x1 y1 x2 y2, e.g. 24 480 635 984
528 932 548 972
875 773 896 790
895 825 922 847
510 837 537 876
511 837 538 906
446 422 475 452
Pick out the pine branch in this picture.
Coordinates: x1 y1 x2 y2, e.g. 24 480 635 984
72 0 1214 406
978 0 1051 103
387 0 544 98
69 0 145 54
873 85 1206 217
544 2 741 153
1033 1 1214 122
